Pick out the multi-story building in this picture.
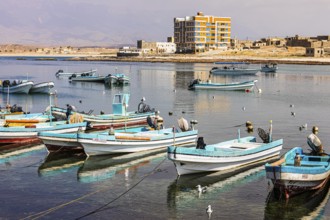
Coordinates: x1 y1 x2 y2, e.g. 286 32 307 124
174 12 231 53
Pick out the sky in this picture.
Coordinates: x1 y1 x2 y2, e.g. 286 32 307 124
0 0 329 47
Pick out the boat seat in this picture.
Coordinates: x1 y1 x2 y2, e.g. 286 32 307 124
286 160 328 167
300 161 328 166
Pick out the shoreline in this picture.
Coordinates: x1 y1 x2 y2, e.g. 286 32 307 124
1 53 330 65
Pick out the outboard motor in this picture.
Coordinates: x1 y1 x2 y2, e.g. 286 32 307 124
258 128 270 143
147 116 156 129
188 79 199 90
196 137 206 149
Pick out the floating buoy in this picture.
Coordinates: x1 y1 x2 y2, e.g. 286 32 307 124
245 89 250 93
79 100 82 103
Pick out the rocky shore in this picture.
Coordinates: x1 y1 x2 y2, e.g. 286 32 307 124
67 54 330 65
1 45 330 65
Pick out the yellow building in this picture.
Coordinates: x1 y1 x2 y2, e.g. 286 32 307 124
174 12 231 53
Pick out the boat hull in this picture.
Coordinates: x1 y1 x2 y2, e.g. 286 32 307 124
29 82 55 94
0 81 34 94
210 69 259 75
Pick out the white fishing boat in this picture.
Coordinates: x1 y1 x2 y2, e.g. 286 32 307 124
55 69 97 77
188 79 257 91
0 80 34 94
209 62 260 75
68 72 106 82
38 126 152 153
105 73 130 85
168 125 283 175
29 81 55 94
265 146 330 199
261 63 278 73
78 126 198 156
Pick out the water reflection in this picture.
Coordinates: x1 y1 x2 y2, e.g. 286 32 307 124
264 181 330 220
78 149 166 183
0 140 45 165
167 162 269 217
38 152 86 177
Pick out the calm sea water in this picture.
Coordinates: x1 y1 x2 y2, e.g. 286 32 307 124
1 57 330 219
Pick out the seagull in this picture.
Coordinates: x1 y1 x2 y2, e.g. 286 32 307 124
196 184 207 197
173 89 176 93
242 107 246 111
291 112 296 117
212 96 215 99
290 104 294 108
206 205 213 219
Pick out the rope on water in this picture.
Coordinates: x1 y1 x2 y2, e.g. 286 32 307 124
21 155 167 220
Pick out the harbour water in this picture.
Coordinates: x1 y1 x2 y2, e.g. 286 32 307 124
1 57 330 219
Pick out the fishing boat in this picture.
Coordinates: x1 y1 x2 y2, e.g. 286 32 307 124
29 81 55 94
0 104 24 119
68 72 106 82
50 94 157 130
0 121 87 144
0 80 34 94
55 69 97 77
105 73 130 85
265 146 330 199
78 125 198 156
188 79 257 91
209 62 260 75
261 63 278 73
38 126 153 153
168 126 283 175
3 112 54 127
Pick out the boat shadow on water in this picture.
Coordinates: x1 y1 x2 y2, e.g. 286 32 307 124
0 140 45 165
264 179 330 220
77 148 166 183
38 151 87 177
167 157 278 212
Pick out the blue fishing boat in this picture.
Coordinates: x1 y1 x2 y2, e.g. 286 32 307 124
265 147 330 199
168 134 283 176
